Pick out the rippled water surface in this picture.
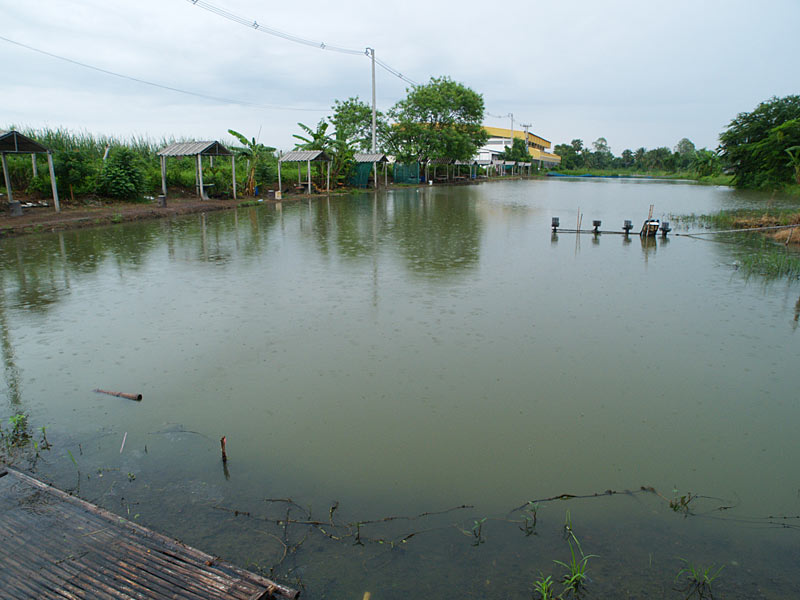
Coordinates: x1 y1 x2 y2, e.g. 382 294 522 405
2 179 799 598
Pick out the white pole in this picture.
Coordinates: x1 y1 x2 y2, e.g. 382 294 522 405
47 152 60 212
369 48 377 154
32 155 38 178
160 156 167 196
197 154 205 199
278 160 282 193
307 160 311 194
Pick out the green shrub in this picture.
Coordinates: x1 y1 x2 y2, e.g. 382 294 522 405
55 148 98 202
26 175 52 198
98 147 146 201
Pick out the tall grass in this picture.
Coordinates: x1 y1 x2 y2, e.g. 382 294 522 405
1 126 281 201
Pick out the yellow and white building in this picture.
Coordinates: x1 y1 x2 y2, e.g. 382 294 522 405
478 126 561 167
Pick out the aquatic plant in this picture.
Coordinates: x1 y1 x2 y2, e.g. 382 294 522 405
0 413 30 451
554 534 596 598
738 249 800 279
670 489 696 516
520 501 539 536
675 559 724 599
532 574 556 599
471 517 487 546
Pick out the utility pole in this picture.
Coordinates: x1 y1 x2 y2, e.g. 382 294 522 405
508 113 514 150
521 123 531 151
368 47 377 153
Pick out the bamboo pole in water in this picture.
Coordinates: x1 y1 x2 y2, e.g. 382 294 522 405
93 389 142 401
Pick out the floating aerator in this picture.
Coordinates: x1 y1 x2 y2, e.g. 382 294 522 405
592 220 601 233
660 221 672 237
623 219 633 233
551 217 560 231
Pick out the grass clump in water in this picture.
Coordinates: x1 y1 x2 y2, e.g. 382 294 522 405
738 250 800 279
531 512 597 599
675 559 724 599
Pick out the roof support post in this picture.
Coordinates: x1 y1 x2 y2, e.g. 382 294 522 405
307 160 311 194
326 161 330 192
278 160 282 195
32 155 38 178
1 153 13 204
197 154 205 199
231 155 237 200
160 155 167 197
47 152 60 212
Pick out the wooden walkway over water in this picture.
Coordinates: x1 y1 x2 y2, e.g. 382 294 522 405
0 468 298 599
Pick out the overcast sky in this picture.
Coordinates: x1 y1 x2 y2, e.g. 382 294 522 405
2 0 798 155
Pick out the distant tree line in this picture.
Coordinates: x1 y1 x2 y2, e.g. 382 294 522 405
554 95 800 190
553 136 721 177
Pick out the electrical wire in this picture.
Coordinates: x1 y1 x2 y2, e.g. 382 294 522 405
185 0 418 86
0 34 329 112
188 0 363 55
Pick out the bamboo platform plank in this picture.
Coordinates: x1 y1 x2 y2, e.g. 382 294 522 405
0 468 298 600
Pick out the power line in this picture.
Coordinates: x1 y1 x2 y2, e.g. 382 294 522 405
0 34 329 112
188 0 364 55
185 0 418 87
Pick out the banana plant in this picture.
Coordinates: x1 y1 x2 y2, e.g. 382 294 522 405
292 121 332 151
294 121 355 182
228 129 275 196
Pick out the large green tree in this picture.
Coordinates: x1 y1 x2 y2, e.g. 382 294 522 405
387 76 487 163
719 95 800 187
553 139 585 169
501 138 530 162
329 96 388 153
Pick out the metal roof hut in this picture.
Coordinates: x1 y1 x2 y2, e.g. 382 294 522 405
0 130 60 215
278 150 332 196
475 158 492 178
454 159 478 180
426 157 454 183
157 141 235 202
353 153 388 188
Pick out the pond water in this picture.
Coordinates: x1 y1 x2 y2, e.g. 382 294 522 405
2 178 799 598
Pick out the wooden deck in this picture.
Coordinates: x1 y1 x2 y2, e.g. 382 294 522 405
0 468 298 599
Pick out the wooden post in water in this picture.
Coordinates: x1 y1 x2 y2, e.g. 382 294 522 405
220 436 228 463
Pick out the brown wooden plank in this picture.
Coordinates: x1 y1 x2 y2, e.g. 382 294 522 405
0 469 298 599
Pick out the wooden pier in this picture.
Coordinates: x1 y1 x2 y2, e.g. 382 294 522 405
0 468 298 599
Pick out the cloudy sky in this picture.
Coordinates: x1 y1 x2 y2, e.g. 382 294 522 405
2 0 798 155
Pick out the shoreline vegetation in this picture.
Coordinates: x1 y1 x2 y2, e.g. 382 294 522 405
3 94 800 241
549 169 736 186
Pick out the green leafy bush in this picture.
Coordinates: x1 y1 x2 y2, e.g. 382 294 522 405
98 147 146 201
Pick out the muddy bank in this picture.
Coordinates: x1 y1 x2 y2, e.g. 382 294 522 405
730 213 800 245
0 195 292 238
